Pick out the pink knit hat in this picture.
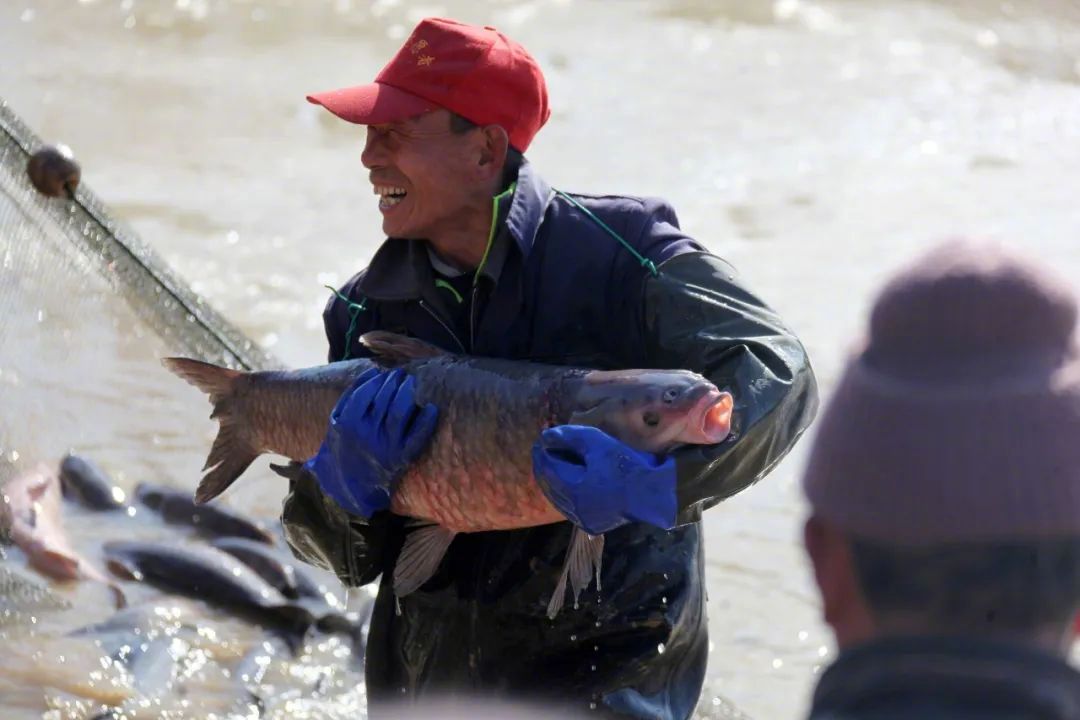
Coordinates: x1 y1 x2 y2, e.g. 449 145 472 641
802 238 1080 545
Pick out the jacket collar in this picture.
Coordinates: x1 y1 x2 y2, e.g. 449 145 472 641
504 158 551 261
356 160 552 302
811 635 1080 719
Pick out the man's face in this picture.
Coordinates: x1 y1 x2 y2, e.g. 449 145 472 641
361 109 485 239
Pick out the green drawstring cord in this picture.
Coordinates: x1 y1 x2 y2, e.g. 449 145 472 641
323 187 654 360
324 285 367 360
554 189 659 277
434 278 464 304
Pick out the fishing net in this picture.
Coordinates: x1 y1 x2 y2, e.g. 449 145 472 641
0 97 280 472
0 96 280 615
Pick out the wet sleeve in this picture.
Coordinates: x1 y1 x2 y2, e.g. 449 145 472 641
640 250 819 524
279 461 401 587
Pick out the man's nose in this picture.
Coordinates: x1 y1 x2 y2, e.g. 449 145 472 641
361 130 386 169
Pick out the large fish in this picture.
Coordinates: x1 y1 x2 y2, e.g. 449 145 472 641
164 331 733 616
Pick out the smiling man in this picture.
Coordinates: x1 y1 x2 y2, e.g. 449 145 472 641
281 17 818 719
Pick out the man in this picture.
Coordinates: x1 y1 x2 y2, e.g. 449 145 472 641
282 17 818 719
802 239 1080 719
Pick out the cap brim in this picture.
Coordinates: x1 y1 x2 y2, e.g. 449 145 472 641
306 82 437 125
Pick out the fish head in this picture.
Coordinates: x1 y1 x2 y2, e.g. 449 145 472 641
571 370 733 453
133 483 166 510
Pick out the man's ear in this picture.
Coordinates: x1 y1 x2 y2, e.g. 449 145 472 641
478 124 510 174
804 514 876 649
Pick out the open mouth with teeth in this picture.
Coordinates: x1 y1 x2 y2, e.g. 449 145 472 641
374 184 408 211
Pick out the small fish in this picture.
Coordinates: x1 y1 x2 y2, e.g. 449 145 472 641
1 462 124 607
103 540 314 649
59 454 127 511
135 481 273 544
210 536 344 606
165 331 733 616
210 536 349 631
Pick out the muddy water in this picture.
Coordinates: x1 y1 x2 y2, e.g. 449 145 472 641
2 0 1079 717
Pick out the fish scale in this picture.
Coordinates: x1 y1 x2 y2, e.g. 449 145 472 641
391 368 566 532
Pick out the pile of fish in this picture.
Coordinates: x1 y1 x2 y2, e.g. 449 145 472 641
0 453 372 718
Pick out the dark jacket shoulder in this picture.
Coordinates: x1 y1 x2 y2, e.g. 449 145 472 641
810 636 1080 720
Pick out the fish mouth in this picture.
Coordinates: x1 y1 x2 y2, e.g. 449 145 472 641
693 389 733 444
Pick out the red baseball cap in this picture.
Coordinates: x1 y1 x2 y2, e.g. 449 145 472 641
307 18 550 152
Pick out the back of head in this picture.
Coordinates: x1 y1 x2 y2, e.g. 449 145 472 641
802 238 1080 639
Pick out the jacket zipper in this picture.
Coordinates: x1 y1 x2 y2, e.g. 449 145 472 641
469 285 480 353
418 299 467 353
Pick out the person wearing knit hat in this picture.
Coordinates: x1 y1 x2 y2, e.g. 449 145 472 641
802 238 1080 720
281 16 818 720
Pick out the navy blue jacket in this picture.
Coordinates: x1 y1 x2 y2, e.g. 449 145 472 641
809 636 1080 720
282 160 818 719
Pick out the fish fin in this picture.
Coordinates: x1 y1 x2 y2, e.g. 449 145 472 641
106 557 143 582
109 583 127 610
37 549 82 579
546 549 573 619
393 523 456 597
359 331 450 363
547 528 605 620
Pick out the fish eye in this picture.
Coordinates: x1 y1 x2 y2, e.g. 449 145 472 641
662 388 679 403
643 410 661 427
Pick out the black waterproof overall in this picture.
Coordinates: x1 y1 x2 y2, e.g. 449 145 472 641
282 161 818 719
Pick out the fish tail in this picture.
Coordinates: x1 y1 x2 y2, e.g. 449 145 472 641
161 357 259 505
194 427 259 505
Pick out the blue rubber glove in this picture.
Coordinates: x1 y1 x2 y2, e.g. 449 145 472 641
531 425 678 535
304 367 439 518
